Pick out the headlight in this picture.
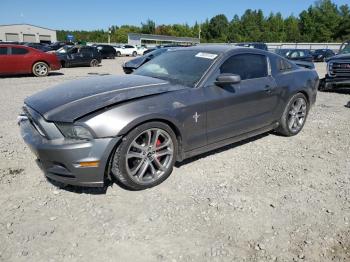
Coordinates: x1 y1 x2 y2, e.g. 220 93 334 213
56 123 94 140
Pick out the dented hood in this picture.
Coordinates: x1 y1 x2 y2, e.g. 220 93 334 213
25 74 186 122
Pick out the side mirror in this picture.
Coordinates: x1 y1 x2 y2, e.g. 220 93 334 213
215 73 241 87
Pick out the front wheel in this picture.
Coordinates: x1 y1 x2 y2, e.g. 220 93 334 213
32 62 49 77
132 51 137 57
116 51 121 57
276 93 309 137
90 59 99 67
111 122 177 190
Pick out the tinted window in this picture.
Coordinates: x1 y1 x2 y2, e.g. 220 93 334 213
220 54 268 80
0 47 7 55
278 58 293 71
79 47 91 53
11 47 28 55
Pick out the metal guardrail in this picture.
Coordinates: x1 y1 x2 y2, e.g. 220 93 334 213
87 41 343 52
267 43 342 52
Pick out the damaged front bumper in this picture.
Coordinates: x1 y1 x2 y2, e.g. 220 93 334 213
19 118 120 187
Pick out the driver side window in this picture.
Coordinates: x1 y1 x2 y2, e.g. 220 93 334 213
70 48 78 54
220 54 268 80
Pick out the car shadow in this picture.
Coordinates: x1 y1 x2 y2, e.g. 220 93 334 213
0 72 64 78
46 177 109 195
47 132 271 194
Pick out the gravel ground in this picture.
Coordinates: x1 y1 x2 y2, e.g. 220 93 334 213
0 60 349 262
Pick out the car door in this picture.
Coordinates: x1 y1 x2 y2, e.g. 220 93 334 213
66 47 80 66
78 47 92 65
9 47 31 73
204 53 279 144
0 46 11 74
124 45 134 55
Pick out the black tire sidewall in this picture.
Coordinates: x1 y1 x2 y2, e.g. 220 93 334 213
112 122 178 190
278 93 309 136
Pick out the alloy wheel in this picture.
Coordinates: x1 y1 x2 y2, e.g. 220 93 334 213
287 97 307 133
34 63 48 76
125 128 174 185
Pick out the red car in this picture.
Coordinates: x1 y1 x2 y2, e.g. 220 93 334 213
0 44 61 77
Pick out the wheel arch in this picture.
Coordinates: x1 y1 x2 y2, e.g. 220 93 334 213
296 90 310 105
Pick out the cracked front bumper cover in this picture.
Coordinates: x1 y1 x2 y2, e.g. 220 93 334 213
20 119 120 187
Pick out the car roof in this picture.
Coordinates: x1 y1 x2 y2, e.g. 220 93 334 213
0 44 31 49
173 44 239 54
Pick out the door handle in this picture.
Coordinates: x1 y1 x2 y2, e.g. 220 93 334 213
264 85 273 93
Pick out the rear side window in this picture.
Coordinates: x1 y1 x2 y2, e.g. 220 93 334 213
220 54 268 80
0 47 7 55
278 58 293 71
11 47 28 55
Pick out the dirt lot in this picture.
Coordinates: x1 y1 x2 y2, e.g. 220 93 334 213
0 59 349 262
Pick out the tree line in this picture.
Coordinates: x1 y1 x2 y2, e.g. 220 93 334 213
57 0 350 43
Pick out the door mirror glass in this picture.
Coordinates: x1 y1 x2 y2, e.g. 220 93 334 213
215 74 241 87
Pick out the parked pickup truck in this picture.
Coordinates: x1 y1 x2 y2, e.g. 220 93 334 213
320 41 350 91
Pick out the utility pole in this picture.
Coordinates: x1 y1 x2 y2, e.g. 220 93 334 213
108 27 111 44
198 24 201 43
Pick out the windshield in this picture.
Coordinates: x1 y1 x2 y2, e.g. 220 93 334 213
340 43 350 54
56 46 73 53
134 50 218 87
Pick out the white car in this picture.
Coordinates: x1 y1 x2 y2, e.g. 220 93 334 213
136 46 148 55
113 45 138 57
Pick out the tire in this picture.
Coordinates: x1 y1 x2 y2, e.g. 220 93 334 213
110 54 116 59
132 51 137 57
111 122 178 190
90 59 99 67
276 93 309 137
32 62 49 77
116 51 121 57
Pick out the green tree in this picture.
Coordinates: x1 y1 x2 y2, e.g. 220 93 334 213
284 15 301 42
208 14 229 42
240 9 265 42
228 15 242 42
337 4 350 40
141 19 156 34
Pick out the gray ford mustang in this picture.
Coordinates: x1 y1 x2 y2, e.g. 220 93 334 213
19 45 319 190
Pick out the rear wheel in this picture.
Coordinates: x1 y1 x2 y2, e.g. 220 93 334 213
116 51 121 57
32 62 49 77
111 122 177 190
276 93 309 136
132 51 137 57
90 59 99 67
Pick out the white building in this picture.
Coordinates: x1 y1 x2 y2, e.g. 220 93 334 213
0 24 57 43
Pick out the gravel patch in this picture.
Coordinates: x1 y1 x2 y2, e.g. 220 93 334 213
0 60 349 262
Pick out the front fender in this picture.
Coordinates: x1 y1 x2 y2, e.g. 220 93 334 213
81 101 184 139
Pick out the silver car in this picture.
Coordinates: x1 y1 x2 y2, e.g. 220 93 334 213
19 45 318 190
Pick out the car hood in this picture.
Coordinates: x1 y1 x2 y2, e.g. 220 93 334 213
326 53 350 62
124 56 147 68
25 75 186 122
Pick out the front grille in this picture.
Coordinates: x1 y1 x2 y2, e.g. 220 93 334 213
329 61 350 77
